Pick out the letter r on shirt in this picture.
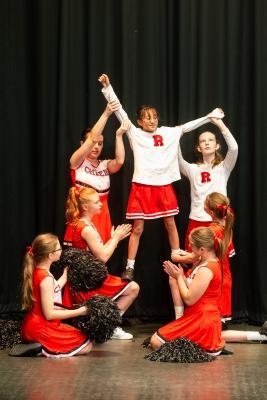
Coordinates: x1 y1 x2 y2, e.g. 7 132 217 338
153 135 164 147
200 171 211 183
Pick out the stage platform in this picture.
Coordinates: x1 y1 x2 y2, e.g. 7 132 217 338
0 321 266 400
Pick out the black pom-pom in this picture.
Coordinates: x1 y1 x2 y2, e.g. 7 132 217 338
72 295 121 343
145 337 216 363
0 320 23 349
51 248 108 292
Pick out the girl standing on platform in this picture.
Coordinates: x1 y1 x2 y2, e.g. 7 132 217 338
69 100 130 243
178 117 238 251
21 233 92 358
63 186 140 340
99 73 225 282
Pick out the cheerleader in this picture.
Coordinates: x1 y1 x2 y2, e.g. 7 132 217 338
99 73 224 281
69 99 130 243
63 186 140 340
171 192 235 321
21 233 92 358
178 117 238 250
151 227 225 355
151 227 267 354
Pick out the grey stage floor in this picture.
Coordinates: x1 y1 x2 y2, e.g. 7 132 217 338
0 321 267 400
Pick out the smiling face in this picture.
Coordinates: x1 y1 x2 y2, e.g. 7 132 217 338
197 132 219 156
83 193 103 216
137 108 159 133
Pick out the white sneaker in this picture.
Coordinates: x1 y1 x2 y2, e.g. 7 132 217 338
111 327 133 340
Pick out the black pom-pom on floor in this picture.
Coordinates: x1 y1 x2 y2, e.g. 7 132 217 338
0 320 23 350
72 295 121 343
51 248 108 292
144 337 216 363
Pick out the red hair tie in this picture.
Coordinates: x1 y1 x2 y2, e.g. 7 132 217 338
216 204 228 219
27 246 34 256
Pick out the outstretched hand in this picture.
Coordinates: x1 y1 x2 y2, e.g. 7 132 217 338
113 224 132 242
105 100 121 116
208 108 225 119
116 119 131 136
99 74 110 88
163 260 184 279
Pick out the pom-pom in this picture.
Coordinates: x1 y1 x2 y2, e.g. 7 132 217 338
0 320 23 349
72 295 121 343
144 337 216 363
51 248 108 291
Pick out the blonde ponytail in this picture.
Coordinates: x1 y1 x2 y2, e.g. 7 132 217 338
21 233 58 311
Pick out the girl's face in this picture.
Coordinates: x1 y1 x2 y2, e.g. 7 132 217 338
197 132 219 156
84 193 103 215
190 243 202 258
50 240 62 262
88 139 104 160
137 109 158 133
81 135 104 160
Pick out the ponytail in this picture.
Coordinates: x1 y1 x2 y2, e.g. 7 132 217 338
21 233 58 311
66 187 81 223
21 252 35 311
205 192 234 259
66 186 98 224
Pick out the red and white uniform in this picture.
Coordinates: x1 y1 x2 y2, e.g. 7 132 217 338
156 261 225 353
70 159 112 243
102 84 212 219
178 129 238 247
63 221 131 307
209 222 235 319
21 268 90 358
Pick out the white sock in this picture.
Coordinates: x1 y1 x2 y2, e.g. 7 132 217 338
246 331 267 341
174 306 184 319
126 259 135 269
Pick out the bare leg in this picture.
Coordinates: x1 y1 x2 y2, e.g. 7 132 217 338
169 276 184 319
116 282 140 313
76 342 93 355
150 333 164 350
127 219 144 260
222 330 267 342
169 276 183 307
163 216 180 250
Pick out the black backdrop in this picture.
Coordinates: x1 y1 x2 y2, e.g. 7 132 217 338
1 0 267 322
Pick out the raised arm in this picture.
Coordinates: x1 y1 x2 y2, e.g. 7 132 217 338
210 118 238 173
178 143 191 178
181 108 225 134
70 100 121 169
108 120 131 174
81 224 132 263
98 74 130 124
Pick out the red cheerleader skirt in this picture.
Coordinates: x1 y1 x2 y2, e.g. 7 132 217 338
126 183 179 220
